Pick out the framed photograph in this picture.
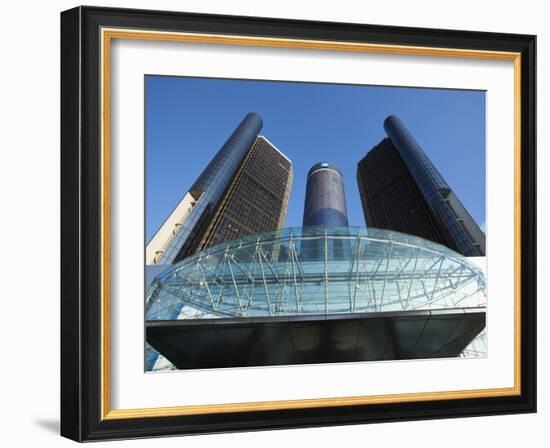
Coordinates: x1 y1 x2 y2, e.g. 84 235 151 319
60 6 536 441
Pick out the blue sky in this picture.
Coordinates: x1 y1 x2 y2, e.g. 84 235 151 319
146 76 485 241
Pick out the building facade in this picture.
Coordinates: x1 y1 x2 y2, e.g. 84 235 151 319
357 115 485 256
301 162 349 260
146 112 263 265
303 162 349 227
196 136 293 250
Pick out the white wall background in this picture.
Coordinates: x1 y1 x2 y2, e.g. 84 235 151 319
0 0 546 446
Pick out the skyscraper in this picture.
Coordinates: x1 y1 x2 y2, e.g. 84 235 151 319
146 112 263 265
303 162 349 227
196 136 292 250
357 115 485 256
302 162 349 260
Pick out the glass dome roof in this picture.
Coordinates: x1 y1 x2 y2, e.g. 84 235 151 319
146 226 486 321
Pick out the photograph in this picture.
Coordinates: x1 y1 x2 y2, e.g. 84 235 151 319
144 76 488 371
57 5 537 441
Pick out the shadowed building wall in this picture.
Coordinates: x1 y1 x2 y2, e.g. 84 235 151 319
197 136 293 250
146 112 263 264
357 115 485 256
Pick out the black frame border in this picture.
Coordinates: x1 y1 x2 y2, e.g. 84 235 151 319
60 6 536 442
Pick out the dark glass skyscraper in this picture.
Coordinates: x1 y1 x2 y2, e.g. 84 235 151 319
197 136 293 250
189 113 263 199
357 115 485 257
301 162 349 260
303 163 349 227
147 112 264 264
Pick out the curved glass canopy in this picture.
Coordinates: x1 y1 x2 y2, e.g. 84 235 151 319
146 227 486 321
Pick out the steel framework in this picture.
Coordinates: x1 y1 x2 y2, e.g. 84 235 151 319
146 227 486 322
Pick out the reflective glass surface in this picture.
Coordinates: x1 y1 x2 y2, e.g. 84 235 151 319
303 163 349 227
384 115 484 256
156 112 263 264
146 226 486 321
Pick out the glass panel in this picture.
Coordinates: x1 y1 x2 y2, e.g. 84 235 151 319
146 226 486 321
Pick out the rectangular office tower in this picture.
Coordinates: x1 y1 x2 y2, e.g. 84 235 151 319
197 136 292 250
357 115 485 257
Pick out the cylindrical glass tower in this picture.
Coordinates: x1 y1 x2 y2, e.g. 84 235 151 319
302 162 349 227
156 112 263 264
384 115 483 257
190 112 263 200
